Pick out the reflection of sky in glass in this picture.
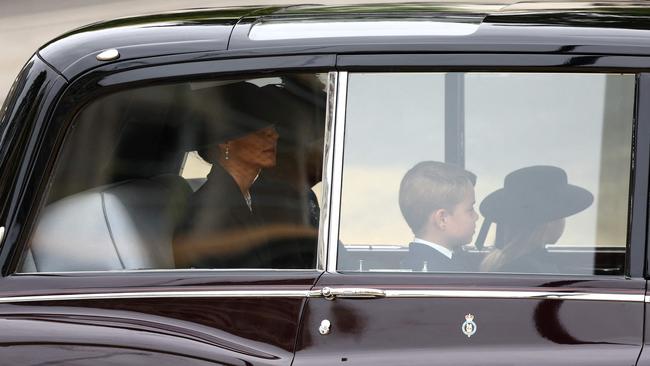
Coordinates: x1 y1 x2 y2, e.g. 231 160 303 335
341 73 445 244
467 73 628 245
340 72 634 247
343 73 446 166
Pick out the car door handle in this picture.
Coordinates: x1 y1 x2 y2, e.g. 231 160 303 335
321 287 386 300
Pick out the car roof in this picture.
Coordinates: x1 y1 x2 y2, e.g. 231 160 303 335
38 1 650 79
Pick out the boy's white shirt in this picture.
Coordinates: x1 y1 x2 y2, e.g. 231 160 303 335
412 237 453 259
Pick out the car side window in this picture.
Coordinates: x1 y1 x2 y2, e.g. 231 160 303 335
19 74 328 272
338 72 634 275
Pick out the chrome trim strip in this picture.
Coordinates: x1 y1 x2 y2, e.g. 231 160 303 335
15 268 319 275
326 71 348 273
0 290 323 304
317 71 338 272
383 290 644 302
248 20 481 40
0 289 640 304
0 226 4 246
322 287 386 299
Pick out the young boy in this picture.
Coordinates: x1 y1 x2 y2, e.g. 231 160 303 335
399 161 478 272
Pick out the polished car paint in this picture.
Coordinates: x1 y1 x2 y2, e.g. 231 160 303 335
0 272 320 365
295 274 645 365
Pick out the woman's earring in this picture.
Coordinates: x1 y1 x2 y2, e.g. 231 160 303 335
225 145 230 160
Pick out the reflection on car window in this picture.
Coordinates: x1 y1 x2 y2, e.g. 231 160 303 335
339 72 634 276
478 165 593 273
19 74 327 272
398 161 478 272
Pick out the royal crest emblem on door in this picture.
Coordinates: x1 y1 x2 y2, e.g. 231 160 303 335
461 314 477 338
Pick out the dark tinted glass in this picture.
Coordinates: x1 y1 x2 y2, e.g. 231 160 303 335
20 74 328 272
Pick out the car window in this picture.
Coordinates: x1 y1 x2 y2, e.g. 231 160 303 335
338 72 634 275
19 73 328 272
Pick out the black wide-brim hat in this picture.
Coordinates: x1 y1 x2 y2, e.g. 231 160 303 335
480 165 593 225
189 82 284 150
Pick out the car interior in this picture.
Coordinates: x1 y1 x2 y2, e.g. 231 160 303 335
21 74 327 272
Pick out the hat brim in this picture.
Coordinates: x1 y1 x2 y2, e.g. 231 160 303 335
480 184 594 225
186 82 280 151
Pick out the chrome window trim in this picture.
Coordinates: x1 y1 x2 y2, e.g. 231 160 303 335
14 268 320 275
317 71 338 271
0 290 323 304
384 290 644 302
0 289 642 304
326 71 348 273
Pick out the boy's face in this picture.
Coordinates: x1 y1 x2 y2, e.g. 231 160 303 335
444 186 478 247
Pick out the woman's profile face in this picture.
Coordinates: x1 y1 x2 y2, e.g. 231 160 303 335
224 125 279 169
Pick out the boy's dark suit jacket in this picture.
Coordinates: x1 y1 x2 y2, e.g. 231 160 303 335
402 242 467 272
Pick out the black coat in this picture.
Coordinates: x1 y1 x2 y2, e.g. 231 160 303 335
174 165 266 268
402 242 468 272
173 164 316 268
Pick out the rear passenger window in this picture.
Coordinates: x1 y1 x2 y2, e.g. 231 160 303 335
20 74 328 272
338 72 634 275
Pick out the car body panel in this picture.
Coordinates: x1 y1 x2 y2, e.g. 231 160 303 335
228 2 650 56
0 55 66 274
636 302 650 366
295 274 645 365
1 2 650 365
36 7 261 80
36 2 650 84
0 272 320 365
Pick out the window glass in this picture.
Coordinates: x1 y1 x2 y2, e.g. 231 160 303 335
20 74 327 272
341 73 445 246
339 72 634 275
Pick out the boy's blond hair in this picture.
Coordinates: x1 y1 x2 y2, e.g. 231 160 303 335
399 161 476 235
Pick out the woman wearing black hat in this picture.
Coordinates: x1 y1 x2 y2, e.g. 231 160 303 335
173 82 289 268
479 165 593 274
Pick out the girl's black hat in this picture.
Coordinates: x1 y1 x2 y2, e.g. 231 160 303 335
480 165 593 225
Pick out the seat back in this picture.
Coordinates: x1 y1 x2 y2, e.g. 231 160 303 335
22 174 191 272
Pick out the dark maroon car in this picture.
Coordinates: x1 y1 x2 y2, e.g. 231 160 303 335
1 2 650 365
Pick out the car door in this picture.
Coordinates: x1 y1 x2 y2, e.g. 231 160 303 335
0 54 334 365
293 57 649 365
632 76 650 362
